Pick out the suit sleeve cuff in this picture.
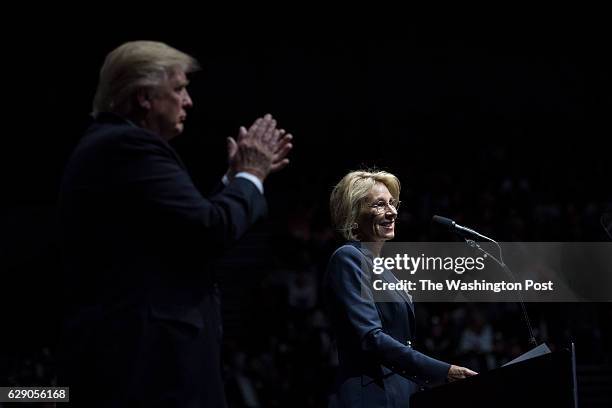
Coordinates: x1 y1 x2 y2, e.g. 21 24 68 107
222 172 264 194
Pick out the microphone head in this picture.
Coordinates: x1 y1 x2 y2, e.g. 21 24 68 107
432 215 455 228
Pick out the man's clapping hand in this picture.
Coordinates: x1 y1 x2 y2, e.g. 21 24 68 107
226 113 293 182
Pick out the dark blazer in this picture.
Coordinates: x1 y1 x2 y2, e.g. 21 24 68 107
324 242 450 408
58 113 267 407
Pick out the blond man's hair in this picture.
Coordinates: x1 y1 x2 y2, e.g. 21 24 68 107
92 41 200 116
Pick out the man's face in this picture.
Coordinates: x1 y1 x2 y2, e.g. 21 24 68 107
145 70 193 140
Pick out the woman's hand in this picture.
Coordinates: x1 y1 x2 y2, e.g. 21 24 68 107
447 364 478 382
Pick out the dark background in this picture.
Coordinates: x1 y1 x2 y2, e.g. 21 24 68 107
1 21 611 406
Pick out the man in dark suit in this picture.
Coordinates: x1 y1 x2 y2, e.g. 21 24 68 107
58 41 293 407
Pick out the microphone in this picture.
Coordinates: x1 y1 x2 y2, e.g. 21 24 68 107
432 215 491 241
432 215 539 348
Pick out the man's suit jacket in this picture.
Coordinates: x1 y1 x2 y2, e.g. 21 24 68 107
58 113 267 407
324 242 450 408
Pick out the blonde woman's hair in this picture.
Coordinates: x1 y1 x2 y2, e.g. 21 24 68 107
92 40 200 116
330 170 400 240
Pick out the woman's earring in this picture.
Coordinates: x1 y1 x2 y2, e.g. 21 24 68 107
351 223 358 230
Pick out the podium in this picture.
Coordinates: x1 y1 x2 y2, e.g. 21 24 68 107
411 344 578 408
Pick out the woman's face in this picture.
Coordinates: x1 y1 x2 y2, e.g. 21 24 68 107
356 182 398 242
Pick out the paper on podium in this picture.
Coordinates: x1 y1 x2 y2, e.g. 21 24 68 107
502 343 551 367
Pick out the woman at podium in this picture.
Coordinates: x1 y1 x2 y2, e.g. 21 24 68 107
324 170 476 407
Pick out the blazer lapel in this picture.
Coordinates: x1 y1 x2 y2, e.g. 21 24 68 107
380 269 415 318
350 241 416 319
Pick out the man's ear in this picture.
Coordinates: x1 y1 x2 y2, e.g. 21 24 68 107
136 89 152 110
